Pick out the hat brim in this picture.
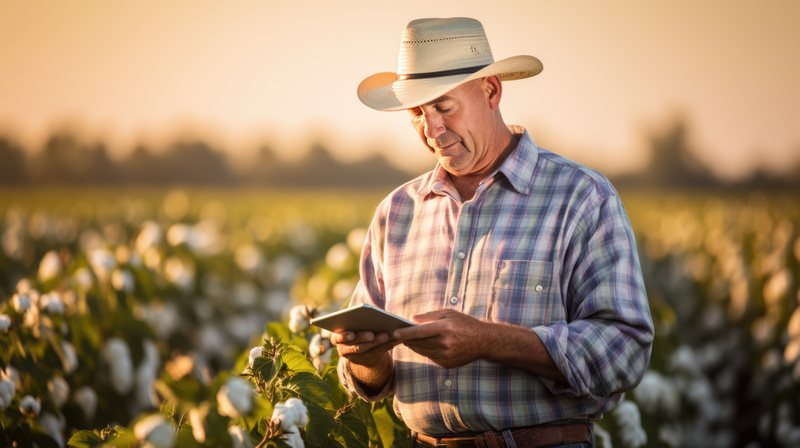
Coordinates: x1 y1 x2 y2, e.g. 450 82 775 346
357 55 543 111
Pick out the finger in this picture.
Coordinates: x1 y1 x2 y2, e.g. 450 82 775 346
393 322 442 341
410 309 451 324
329 331 355 346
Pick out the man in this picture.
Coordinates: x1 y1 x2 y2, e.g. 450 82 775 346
331 17 653 448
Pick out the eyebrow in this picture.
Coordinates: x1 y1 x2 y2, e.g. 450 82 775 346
423 94 453 106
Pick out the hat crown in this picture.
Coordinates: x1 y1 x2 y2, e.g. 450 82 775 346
397 17 495 76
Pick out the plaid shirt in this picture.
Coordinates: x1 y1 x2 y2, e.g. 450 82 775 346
338 126 653 436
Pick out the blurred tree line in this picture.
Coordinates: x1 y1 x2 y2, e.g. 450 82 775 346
0 133 414 189
0 118 798 190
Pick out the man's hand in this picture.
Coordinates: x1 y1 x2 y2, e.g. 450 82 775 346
330 331 398 367
330 330 399 394
392 309 488 369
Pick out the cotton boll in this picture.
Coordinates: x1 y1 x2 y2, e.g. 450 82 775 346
613 400 647 448
103 338 134 395
39 291 64 315
38 250 63 282
89 248 116 282
61 341 79 375
134 340 161 412
248 347 264 370
229 425 254 448
19 395 41 417
39 412 65 448
134 414 176 448
111 268 136 293
12 292 32 313
272 398 309 448
0 314 10 332
73 386 98 420
189 407 206 443
73 267 95 292
136 221 164 254
47 377 70 408
0 378 15 411
289 304 312 334
217 377 253 419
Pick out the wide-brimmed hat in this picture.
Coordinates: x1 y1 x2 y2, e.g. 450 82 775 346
357 17 543 111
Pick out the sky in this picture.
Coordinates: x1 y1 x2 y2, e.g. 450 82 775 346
1 0 799 179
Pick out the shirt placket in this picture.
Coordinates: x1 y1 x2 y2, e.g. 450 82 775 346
439 185 489 432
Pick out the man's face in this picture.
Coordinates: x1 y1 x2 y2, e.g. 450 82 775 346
407 78 498 178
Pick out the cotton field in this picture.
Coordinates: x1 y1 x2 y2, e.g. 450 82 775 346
1 189 798 447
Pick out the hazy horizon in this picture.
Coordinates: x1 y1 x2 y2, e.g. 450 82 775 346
2 1 799 180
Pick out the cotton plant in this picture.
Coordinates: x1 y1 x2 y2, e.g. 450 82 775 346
288 304 316 334
0 376 15 411
103 337 135 395
217 376 254 419
613 400 648 448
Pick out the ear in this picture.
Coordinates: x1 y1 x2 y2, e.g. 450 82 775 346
483 75 503 110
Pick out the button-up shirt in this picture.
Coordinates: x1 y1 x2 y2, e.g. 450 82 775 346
338 126 654 436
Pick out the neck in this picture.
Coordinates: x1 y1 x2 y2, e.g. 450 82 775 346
451 131 519 202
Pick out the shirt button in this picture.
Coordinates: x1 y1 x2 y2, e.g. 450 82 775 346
535 285 543 292
444 379 452 387
450 296 459 305
457 251 466 259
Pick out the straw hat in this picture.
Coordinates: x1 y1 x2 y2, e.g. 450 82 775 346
357 17 543 111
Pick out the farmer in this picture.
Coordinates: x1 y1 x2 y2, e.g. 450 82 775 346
331 17 654 448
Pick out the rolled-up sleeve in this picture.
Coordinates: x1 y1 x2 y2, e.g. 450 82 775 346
533 193 654 398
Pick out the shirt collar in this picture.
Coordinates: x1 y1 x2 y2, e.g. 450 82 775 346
419 125 540 197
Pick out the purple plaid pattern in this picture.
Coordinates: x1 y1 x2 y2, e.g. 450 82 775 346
338 126 654 436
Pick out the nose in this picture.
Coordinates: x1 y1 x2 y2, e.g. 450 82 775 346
422 111 445 140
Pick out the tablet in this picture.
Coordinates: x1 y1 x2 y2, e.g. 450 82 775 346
310 303 416 333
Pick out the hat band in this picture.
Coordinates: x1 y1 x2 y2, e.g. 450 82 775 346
397 64 489 81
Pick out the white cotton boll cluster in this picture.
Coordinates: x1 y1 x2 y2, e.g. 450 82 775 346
0 314 10 332
39 411 66 448
613 400 647 448
229 425 254 448
0 378 15 411
38 250 63 282
89 248 117 282
289 304 313 334
633 370 680 416
134 340 161 412
272 398 309 448
103 338 134 395
111 268 135 293
134 414 176 448
12 291 33 313
19 395 41 417
217 376 253 419
47 376 70 408
73 386 98 420
61 341 79 375
39 291 64 315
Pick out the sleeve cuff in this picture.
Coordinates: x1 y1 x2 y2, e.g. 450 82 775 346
337 358 394 402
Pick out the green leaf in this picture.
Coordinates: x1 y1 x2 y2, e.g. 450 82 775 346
253 355 277 384
66 431 106 448
370 400 410 448
279 371 332 408
335 406 369 448
303 401 336 448
279 346 317 375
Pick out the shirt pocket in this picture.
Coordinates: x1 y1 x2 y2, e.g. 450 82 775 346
488 260 563 328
